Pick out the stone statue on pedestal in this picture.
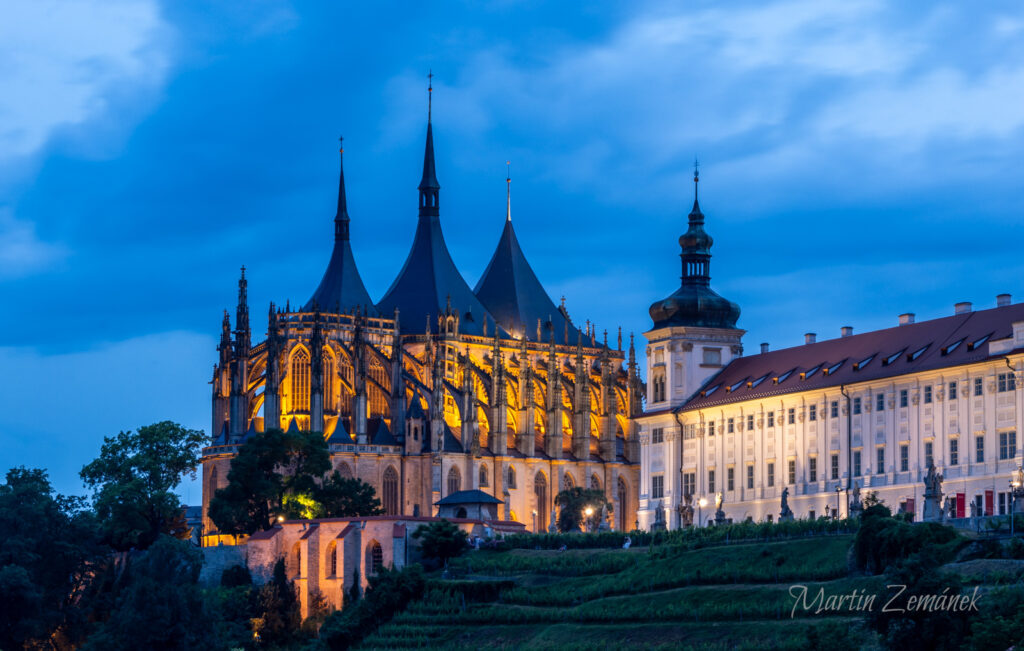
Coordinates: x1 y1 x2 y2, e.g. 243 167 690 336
944 496 956 520
849 482 863 518
922 463 944 523
548 507 558 533
652 500 667 530
677 493 694 528
714 491 726 525
779 487 794 521
598 504 611 531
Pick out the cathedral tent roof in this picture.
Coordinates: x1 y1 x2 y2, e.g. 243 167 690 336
474 216 580 345
376 118 494 335
303 146 378 315
683 302 1024 411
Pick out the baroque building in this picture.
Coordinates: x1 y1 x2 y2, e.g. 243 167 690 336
202 91 641 543
636 168 1024 528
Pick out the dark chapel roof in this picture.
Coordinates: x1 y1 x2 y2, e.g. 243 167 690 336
303 144 377 314
474 175 581 345
375 111 497 336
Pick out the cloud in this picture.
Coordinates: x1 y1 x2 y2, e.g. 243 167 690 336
0 0 173 163
0 207 68 278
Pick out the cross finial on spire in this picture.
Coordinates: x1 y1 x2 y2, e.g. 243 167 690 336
339 135 344 153
505 160 511 222
240 265 246 278
693 157 700 200
428 70 433 122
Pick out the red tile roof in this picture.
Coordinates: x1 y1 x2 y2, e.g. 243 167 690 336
682 302 1024 411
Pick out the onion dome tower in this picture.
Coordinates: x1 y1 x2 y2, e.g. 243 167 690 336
304 139 377 314
648 165 740 329
474 165 580 344
376 75 495 335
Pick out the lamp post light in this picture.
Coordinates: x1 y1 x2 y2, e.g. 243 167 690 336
1011 466 1023 538
532 510 538 533
698 497 707 528
584 506 594 532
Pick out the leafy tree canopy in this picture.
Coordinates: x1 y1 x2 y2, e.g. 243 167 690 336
411 518 468 566
0 467 104 650
80 421 206 551
555 487 610 533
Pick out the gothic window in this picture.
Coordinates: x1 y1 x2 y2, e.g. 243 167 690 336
651 369 666 402
447 466 461 495
507 465 516 488
327 540 338 577
337 462 353 479
590 474 601 490
535 472 548 531
617 477 627 530
368 541 383 575
563 473 575 491
290 541 302 579
478 464 489 487
369 359 388 415
291 349 310 412
382 466 399 515
323 351 336 411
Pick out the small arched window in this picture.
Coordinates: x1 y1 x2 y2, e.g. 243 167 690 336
507 465 516 489
326 540 338 577
369 541 383 574
478 464 489 487
590 474 602 491
563 473 575 491
382 466 399 515
291 349 311 412
290 541 302 579
447 466 461 495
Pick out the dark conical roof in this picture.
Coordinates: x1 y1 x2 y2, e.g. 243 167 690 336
304 148 377 314
376 114 494 335
474 218 579 344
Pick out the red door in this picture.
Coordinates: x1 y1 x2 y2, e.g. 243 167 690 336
956 493 966 518
985 490 994 516
905 498 915 515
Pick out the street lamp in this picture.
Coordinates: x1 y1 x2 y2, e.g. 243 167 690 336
532 510 538 533
584 506 594 532
698 497 707 527
1011 466 1023 538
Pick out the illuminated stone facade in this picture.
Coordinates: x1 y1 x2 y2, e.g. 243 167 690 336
636 170 1024 528
202 101 640 542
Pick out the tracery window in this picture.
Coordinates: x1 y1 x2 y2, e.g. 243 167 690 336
291 349 310 412
382 466 399 515
507 465 516 489
447 466 461 495
535 472 548 531
323 351 336 411
478 464 489 487
369 541 383 574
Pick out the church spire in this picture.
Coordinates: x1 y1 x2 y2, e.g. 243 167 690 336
418 71 440 218
335 137 350 241
234 266 250 356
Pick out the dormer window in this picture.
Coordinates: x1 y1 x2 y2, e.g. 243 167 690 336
942 338 965 355
775 368 795 384
968 333 992 351
883 349 906 366
728 378 748 393
750 373 770 388
907 344 930 362
854 354 875 370
825 360 844 375
801 364 822 380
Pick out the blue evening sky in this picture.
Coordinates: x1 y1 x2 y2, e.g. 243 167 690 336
3 0 1024 498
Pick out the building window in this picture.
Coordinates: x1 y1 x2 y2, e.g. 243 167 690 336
830 453 839 480
853 397 861 415
999 492 1008 516
767 412 775 428
727 467 735 491
767 462 775 487
950 439 959 466
853 451 862 477
727 418 735 433
651 427 664 444
369 541 383 574
809 404 817 421
787 408 795 424
808 457 817 482
382 466 399 515
974 378 983 396
652 370 666 402
683 472 695 496
1000 431 1017 460
708 469 715 494
899 390 908 408
924 442 933 468
683 424 696 440
291 348 311 412
507 465 517 488
876 447 885 474
707 421 715 437
830 401 839 418
327 540 338 577
998 373 1017 393
899 443 909 472
703 348 722 365
746 465 754 489
876 394 885 412
534 473 548 531
787 459 796 485
479 464 489 487
447 466 461 494
923 385 932 404
651 475 664 499
747 414 755 430
949 381 958 400
976 435 985 463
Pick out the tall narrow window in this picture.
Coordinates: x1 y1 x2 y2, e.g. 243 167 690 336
322 351 335 411
950 438 959 466
535 473 548 531
447 466 461 495
382 466 399 515
327 540 338 577
1000 431 1017 460
976 435 985 463
727 467 735 491
747 414 755 430
830 401 839 418
923 386 932 404
809 405 817 421
787 408 795 424
746 465 754 489
899 390 908 408
617 477 627 530
767 462 775 487
708 469 715 494
924 441 934 468
787 459 796 485
853 451 862 477
809 457 817 482
876 394 885 411
974 378 983 396
369 541 383 574
683 472 695 496
900 443 909 472
949 381 958 400
291 349 310 412
507 465 516 488
767 412 775 428
831 452 839 480
479 464 489 487
853 398 861 415
876 447 885 474
651 475 664 499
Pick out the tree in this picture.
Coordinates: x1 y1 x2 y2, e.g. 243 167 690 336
554 487 610 532
83 536 220 651
317 472 385 518
252 558 302 647
411 519 468 566
80 421 207 551
0 467 104 649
